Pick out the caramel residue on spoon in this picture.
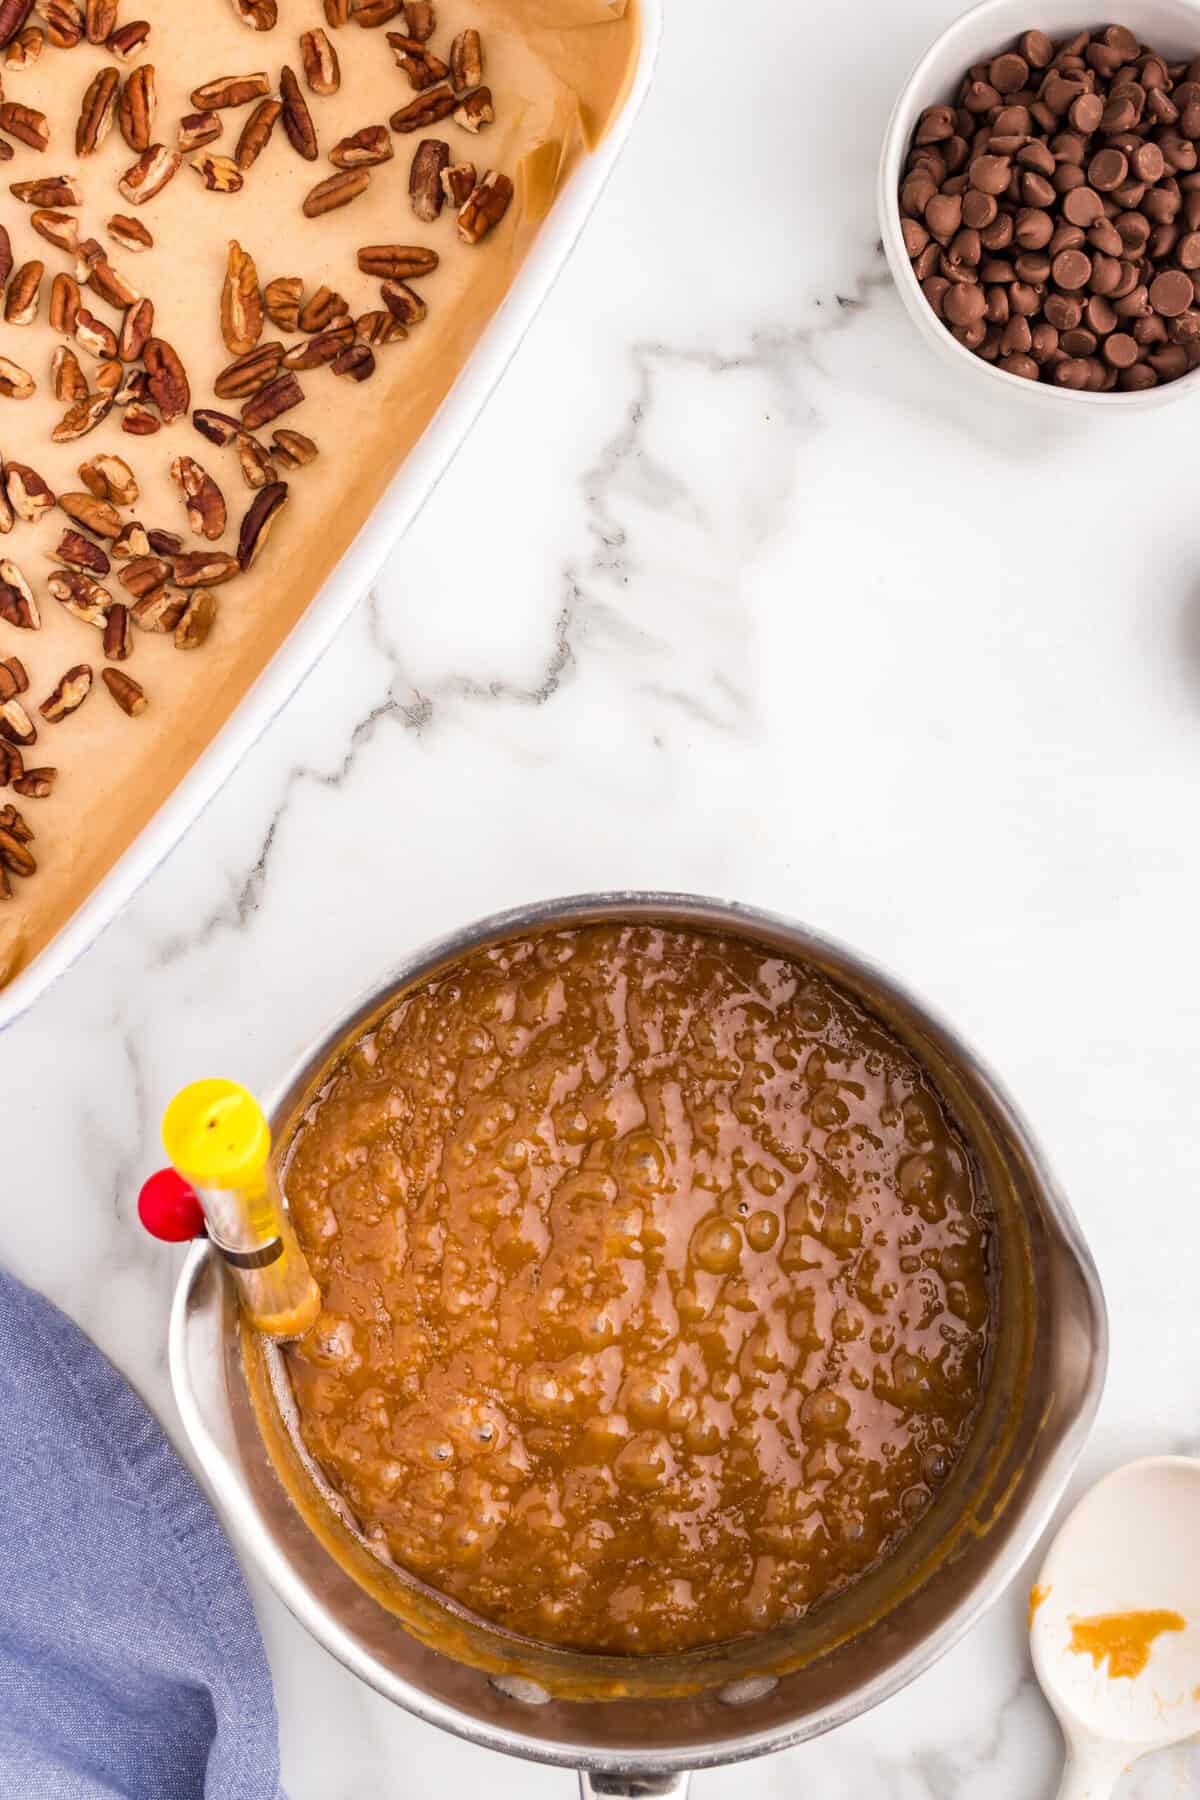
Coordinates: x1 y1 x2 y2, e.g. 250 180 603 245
1028 1583 1050 1631
1067 1610 1186 1680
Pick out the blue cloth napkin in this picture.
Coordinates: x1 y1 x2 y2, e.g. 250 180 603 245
0 1268 283 1800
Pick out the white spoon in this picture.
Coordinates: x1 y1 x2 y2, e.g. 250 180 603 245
1031 1457 1200 1799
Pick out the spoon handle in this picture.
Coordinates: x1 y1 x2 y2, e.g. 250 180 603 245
1056 1742 1131 1800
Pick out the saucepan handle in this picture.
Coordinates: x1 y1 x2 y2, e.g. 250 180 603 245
578 1774 691 1798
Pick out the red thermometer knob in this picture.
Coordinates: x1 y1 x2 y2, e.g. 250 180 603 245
138 1167 207 1243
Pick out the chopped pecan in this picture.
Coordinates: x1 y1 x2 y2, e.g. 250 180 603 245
192 407 242 446
178 111 222 154
51 342 86 399
40 664 92 723
192 153 244 192
270 427 317 467
0 467 10 536
0 356 35 400
56 530 110 576
171 552 238 588
77 66 120 156
59 490 122 538
297 284 347 332
102 667 145 713
47 569 111 628
301 27 339 94
355 308 407 345
262 275 302 331
402 1 434 39
4 23 41 66
450 28 482 91
118 554 169 597
38 0 82 48
52 391 113 441
389 81 455 132
94 358 123 396
6 462 53 522
239 371 303 429
0 226 10 288
117 64 156 153
131 587 185 630
0 0 34 50
387 32 448 90
170 455 226 540
0 740 21 786
4 261 42 327
409 138 448 221
0 812 36 877
108 214 154 252
143 338 189 423
9 174 81 206
89 259 140 309
0 698 35 745
283 323 353 368
280 64 318 161
234 431 275 488
112 519 151 558
454 87 494 133
175 591 216 649
329 124 392 168
145 528 181 556
31 208 78 252
356 242 438 278
0 559 37 628
102 604 132 660
458 170 512 244
324 0 349 22
222 241 262 356
118 144 180 205
13 768 55 799
214 340 281 399
353 0 403 22
0 142 14 167
0 101 49 150
0 655 27 698
237 479 288 569
75 237 104 284
119 296 153 363
121 402 160 436
74 308 119 361
79 452 138 506
230 0 276 28
302 168 368 217
84 0 115 41
380 279 426 325
441 161 475 207
115 367 148 406
107 19 150 59
333 341 375 382
234 96 279 168
192 72 271 111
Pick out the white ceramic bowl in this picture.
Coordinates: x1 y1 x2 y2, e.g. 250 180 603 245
878 0 1200 408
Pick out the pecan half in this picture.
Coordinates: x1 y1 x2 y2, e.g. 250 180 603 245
107 20 150 59
178 112 223 154
450 28 482 91
4 261 42 326
0 468 10 536
0 812 36 877
234 431 275 488
112 520 151 558
390 82 456 132
353 0 403 22
171 552 238 588
0 656 27 698
381 279 426 325
48 567 110 627
441 161 475 207
175 592 216 649
56 530 110 576
117 64 156 153
102 604 132 660
237 479 288 569
119 296 153 363
270 427 317 467
102 667 145 713
239 371 303 429
118 555 169 598
357 242 438 278
60 490 122 538
302 168 368 216
31 208 78 252
262 275 301 331
355 308 406 345
118 144 181 205
192 407 242 446
0 101 49 150
40 664 92 723
0 225 10 288
297 285 347 332
79 452 138 505
0 699 35 746
234 96 279 169
409 138 448 221
280 65 317 161
193 153 244 192
0 741 22 787
214 340 281 399
192 72 270 111
0 559 37 628
171 455 226 540
329 124 392 168
75 308 119 361
324 0 349 22
283 323 353 368
458 170 513 244
0 0 34 50
122 402 160 436
403 1 434 39
301 28 339 94
89 258 140 309
9 174 81 206
131 587 185 630
222 240 262 356
454 87 494 134
12 769 55 799
146 529 182 556
333 341 375 382
52 391 113 441
230 0 276 28
0 356 35 400
39 0 82 48
77 66 119 155
143 338 189 423
6 462 53 521
387 32 448 90
108 214 154 252
51 342 86 399
84 0 115 42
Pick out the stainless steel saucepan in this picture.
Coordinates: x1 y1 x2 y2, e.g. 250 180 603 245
170 892 1107 1797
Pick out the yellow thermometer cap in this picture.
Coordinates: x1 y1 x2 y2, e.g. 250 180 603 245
162 1079 271 1189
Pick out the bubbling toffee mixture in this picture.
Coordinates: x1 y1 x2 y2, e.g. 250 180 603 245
283 925 994 1656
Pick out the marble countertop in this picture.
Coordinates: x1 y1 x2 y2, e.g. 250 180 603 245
5 0 1200 1794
